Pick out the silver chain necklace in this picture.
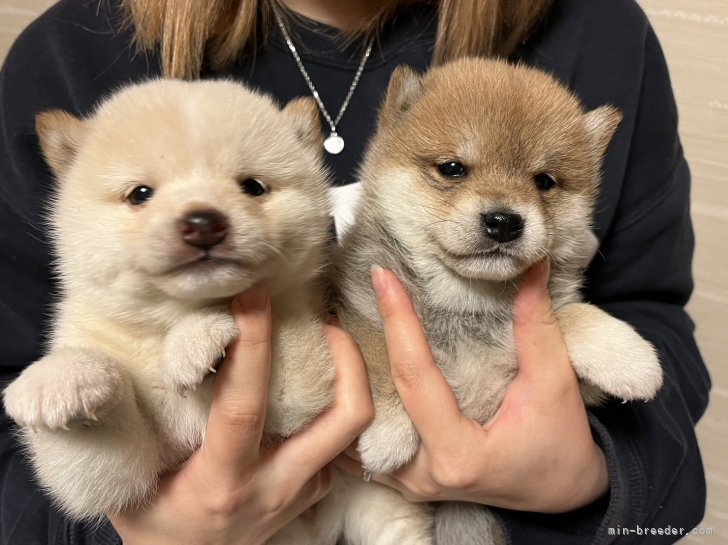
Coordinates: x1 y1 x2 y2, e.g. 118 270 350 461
275 12 373 155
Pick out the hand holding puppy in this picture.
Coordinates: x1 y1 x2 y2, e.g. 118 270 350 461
111 285 374 545
336 263 608 514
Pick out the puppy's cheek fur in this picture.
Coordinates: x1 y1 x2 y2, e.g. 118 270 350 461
129 212 181 274
517 206 550 266
548 194 594 265
53 194 130 286
377 168 430 247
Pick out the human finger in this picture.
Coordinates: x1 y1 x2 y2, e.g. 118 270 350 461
333 453 436 503
512 260 573 385
203 285 272 478
276 466 335 524
271 325 374 478
344 443 361 461
371 266 464 447
333 453 409 494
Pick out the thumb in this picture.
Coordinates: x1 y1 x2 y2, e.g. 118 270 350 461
512 260 571 383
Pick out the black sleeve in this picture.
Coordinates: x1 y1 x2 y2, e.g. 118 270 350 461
495 18 709 545
0 2 154 543
585 23 709 541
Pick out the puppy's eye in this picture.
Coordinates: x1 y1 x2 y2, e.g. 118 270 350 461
534 173 557 191
127 185 154 205
437 161 467 178
239 178 267 197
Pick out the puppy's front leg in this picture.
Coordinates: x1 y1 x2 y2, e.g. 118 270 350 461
435 503 506 545
557 302 663 403
265 316 333 438
160 308 237 394
3 347 164 519
357 391 420 474
4 347 126 431
340 473 433 545
351 328 420 474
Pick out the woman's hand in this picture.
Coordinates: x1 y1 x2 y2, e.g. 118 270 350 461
110 285 374 545
335 261 608 514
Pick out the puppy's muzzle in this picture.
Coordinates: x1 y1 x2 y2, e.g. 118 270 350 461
481 211 524 243
179 209 228 249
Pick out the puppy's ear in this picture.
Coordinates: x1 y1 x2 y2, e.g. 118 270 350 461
281 97 323 149
583 105 622 160
35 110 87 178
378 65 424 129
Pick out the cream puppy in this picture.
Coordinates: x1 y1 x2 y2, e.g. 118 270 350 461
2 80 334 523
333 57 663 544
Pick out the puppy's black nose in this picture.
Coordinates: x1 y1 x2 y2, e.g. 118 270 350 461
180 210 228 249
481 211 524 243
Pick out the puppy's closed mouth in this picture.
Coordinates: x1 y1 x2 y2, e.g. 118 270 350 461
436 242 530 281
163 254 251 275
439 245 518 261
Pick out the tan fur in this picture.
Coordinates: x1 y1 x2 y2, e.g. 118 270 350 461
333 58 663 543
2 80 336 527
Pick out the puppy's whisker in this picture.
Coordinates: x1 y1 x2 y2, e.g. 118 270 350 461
498 280 512 297
416 208 461 228
417 198 465 217
418 208 450 222
415 204 452 222
424 219 459 228
429 194 460 211
258 241 288 264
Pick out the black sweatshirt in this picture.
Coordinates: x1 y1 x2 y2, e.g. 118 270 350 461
0 0 709 544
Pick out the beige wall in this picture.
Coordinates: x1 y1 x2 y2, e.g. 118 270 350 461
1 0 726 542
638 1 728 542
0 2 45 60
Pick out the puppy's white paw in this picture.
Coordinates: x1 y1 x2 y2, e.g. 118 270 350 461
161 310 238 394
358 404 419 474
3 348 125 431
582 332 662 402
559 303 663 403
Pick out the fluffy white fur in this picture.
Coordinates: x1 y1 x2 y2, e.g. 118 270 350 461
2 80 335 528
332 58 664 544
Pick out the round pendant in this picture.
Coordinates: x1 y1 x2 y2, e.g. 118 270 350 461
324 133 345 155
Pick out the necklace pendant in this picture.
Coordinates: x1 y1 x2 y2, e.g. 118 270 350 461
324 132 345 155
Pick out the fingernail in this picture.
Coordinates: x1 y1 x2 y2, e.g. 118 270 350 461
235 285 269 311
371 265 388 297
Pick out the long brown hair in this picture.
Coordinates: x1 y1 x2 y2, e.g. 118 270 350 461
123 0 554 79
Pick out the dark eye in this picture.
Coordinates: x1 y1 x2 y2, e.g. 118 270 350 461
127 185 154 205
534 173 557 191
239 178 267 197
437 161 467 178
